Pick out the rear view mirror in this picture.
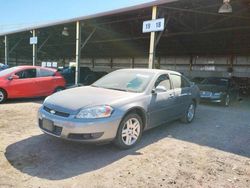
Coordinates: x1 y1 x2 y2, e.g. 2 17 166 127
8 75 19 80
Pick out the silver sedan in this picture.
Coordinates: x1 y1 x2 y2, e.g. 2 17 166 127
38 69 200 149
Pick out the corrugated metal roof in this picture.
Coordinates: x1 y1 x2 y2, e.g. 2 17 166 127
0 0 178 36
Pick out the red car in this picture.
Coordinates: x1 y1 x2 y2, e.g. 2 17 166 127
0 66 66 103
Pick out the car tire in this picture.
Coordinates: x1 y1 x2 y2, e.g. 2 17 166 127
0 89 7 104
54 87 64 93
181 102 196 123
114 113 143 149
223 94 230 107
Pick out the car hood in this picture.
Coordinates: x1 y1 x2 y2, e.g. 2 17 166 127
44 86 140 114
198 84 227 93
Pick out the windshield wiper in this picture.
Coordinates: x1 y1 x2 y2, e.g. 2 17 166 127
105 87 127 92
99 87 128 92
91 85 101 88
92 86 138 93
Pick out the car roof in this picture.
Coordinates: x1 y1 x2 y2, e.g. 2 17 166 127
15 66 57 72
116 68 181 75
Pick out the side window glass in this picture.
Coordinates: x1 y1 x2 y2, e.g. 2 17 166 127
154 74 171 90
181 76 190 88
170 74 181 89
170 74 190 89
15 71 25 79
38 69 55 77
15 69 36 79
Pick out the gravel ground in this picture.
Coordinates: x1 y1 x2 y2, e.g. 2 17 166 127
0 98 250 188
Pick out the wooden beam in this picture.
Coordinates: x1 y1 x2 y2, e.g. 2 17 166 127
148 6 157 69
81 28 96 50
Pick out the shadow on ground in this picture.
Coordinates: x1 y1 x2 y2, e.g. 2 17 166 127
5 103 250 180
5 97 45 104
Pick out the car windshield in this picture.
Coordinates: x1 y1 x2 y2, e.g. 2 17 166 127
92 70 154 93
201 77 229 86
0 67 19 77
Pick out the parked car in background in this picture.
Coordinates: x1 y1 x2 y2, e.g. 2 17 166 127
199 77 239 106
191 77 205 84
0 63 9 71
0 66 66 103
38 69 200 149
59 66 107 85
232 76 250 96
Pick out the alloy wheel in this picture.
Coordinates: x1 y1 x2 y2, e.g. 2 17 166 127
121 118 141 146
225 95 230 106
187 104 195 122
0 90 4 103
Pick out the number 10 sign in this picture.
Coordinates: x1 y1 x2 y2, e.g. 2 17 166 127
142 18 165 33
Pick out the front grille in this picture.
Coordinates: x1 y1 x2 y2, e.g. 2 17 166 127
39 119 62 136
43 106 70 117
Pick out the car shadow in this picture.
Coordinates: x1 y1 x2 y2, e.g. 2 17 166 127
5 105 250 180
4 127 171 180
5 97 45 104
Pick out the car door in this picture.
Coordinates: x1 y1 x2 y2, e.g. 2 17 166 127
148 74 177 128
36 68 56 95
169 74 192 117
7 68 39 98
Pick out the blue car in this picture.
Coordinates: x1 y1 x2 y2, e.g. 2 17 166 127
0 63 9 71
198 77 239 106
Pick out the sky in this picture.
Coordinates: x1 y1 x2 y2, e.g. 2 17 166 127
0 0 154 34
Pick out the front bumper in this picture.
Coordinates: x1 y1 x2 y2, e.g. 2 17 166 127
200 98 222 103
38 107 123 143
200 95 223 103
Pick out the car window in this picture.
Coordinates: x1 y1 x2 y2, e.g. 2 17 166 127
170 74 190 89
15 69 36 79
154 74 171 90
37 68 55 77
201 77 229 86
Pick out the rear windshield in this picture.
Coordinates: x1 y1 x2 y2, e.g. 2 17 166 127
0 67 20 77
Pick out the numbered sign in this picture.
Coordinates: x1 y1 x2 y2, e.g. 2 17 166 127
142 18 165 33
30 37 38 45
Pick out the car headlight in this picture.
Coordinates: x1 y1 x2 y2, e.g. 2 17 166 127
76 105 113 119
213 92 223 96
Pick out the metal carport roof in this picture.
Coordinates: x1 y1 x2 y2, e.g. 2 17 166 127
1 0 250 60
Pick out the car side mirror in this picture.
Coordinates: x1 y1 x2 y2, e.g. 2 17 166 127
152 85 167 94
8 75 19 80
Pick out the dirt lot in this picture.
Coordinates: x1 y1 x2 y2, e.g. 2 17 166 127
0 98 250 188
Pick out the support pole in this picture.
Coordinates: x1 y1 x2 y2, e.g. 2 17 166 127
32 29 37 66
148 6 157 69
4 35 8 65
75 21 82 85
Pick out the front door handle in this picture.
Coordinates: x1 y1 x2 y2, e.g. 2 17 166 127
169 94 175 99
